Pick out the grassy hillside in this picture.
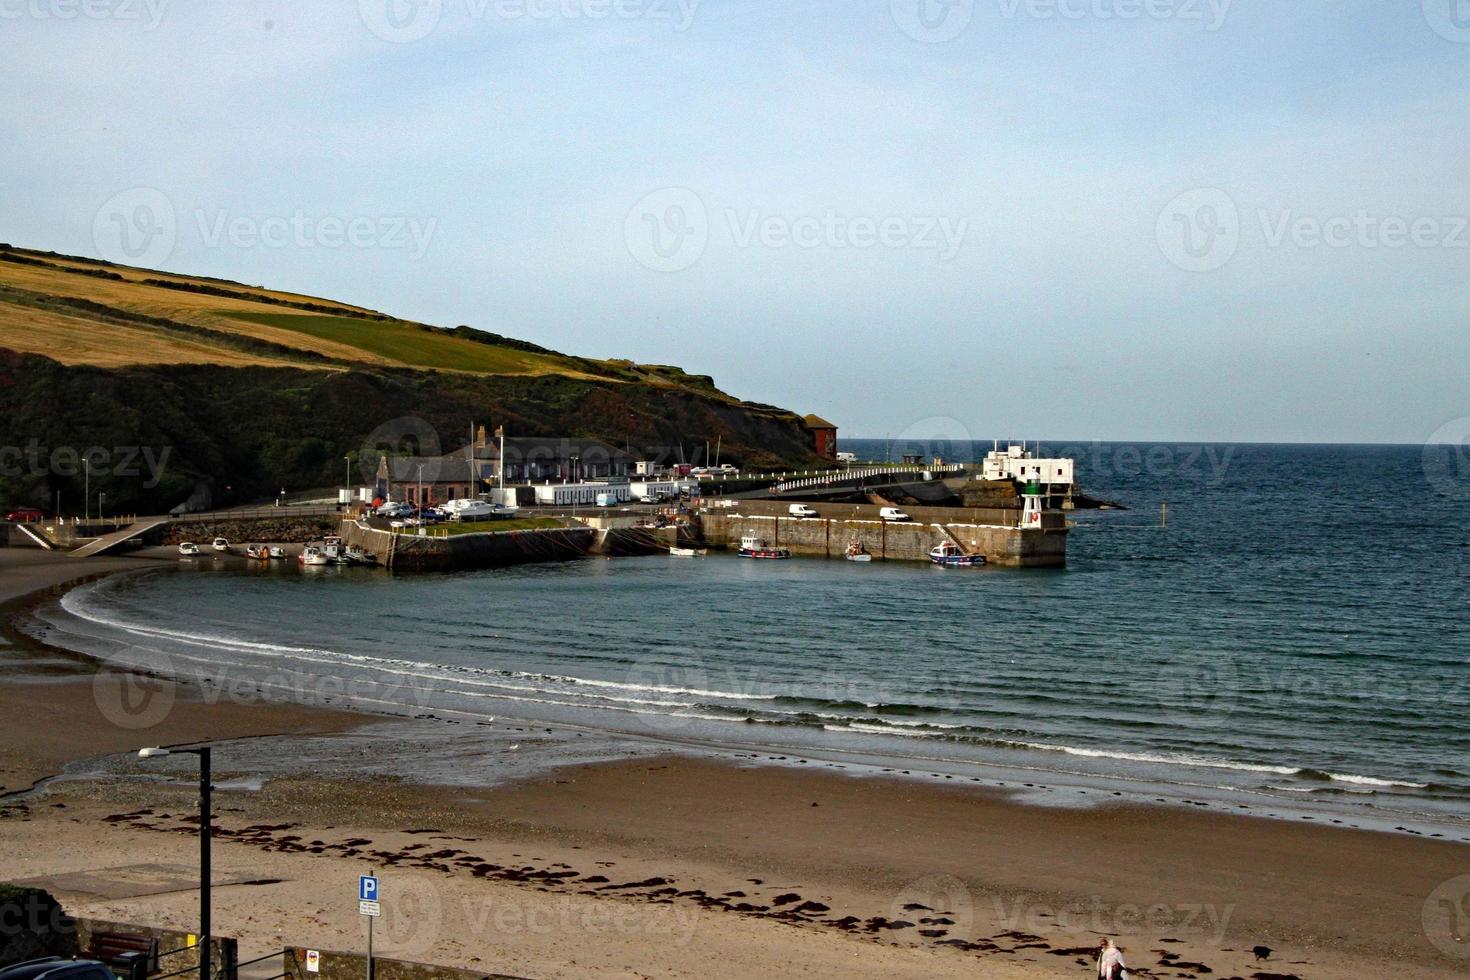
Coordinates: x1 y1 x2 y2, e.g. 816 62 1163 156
0 245 711 390
0 245 825 514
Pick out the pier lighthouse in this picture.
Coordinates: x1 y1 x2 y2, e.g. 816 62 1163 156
1021 480 1044 529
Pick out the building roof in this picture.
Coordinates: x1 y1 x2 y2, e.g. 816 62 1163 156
803 414 838 430
380 456 488 484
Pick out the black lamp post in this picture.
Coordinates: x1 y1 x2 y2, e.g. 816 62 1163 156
139 746 211 980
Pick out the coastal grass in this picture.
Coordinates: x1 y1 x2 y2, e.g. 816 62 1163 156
434 518 566 536
223 311 602 377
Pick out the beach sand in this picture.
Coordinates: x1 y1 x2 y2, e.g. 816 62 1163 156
2 550 1467 978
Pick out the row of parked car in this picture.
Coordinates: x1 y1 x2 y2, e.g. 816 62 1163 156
374 498 519 526
787 504 911 521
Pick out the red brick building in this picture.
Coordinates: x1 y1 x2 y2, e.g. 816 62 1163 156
803 414 838 460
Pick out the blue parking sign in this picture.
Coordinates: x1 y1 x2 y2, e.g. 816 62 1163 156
359 875 378 902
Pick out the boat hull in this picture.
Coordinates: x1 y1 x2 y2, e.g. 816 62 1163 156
739 548 791 560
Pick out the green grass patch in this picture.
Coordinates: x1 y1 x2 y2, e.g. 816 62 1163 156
225 310 588 376
435 517 566 535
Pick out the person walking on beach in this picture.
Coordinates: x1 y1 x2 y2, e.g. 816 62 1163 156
1096 938 1128 980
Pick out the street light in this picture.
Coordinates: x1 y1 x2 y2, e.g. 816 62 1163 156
138 746 212 980
344 455 352 510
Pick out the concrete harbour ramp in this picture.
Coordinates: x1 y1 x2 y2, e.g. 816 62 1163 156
69 518 170 558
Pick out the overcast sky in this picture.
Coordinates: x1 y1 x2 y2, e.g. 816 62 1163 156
4 1 1467 444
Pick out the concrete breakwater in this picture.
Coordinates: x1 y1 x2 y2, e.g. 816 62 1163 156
698 500 1068 568
339 521 597 572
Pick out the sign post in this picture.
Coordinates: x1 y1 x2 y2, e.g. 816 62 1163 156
358 875 380 980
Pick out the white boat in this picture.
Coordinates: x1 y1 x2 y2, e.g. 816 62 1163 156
244 544 270 561
177 541 200 556
845 542 873 562
268 546 287 560
929 541 985 568
211 537 230 552
298 545 329 567
738 534 790 560
346 544 373 564
669 547 707 557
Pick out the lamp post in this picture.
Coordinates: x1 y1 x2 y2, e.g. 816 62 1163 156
344 455 352 510
98 492 106 520
84 458 90 522
138 746 211 980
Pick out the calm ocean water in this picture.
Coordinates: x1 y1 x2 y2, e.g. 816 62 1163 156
30 442 1470 829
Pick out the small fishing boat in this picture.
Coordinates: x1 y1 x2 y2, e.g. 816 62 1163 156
669 546 708 558
269 546 288 560
211 537 230 553
929 541 986 568
322 535 352 564
738 534 790 560
177 541 199 556
845 541 872 563
298 545 329 567
345 544 373 564
244 544 270 561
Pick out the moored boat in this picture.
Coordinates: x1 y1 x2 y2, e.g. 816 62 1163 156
669 546 708 557
177 541 199 556
738 534 791 560
244 544 270 561
845 541 872 562
269 546 288 560
929 541 985 568
298 545 329 566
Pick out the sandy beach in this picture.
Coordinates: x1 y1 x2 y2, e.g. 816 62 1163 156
2 550 1468 978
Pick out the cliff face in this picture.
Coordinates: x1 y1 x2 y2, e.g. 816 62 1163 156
0 351 821 514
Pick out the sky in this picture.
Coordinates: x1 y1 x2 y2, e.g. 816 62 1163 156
3 0 1468 444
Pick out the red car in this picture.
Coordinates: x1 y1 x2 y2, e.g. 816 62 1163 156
5 507 45 523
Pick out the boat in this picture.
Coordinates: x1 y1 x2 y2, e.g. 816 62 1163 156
345 544 374 564
738 534 790 560
298 545 329 567
244 544 270 561
177 541 199 556
211 537 230 552
268 546 287 560
845 541 872 563
929 541 986 568
322 536 351 564
669 547 708 557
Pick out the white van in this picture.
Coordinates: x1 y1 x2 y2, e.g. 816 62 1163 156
788 504 819 518
879 507 911 522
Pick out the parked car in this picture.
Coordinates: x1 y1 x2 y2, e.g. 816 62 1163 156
4 506 44 522
0 958 116 980
376 502 414 518
879 507 911 522
788 504 819 518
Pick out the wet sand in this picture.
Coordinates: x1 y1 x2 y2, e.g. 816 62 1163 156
3 549 1468 977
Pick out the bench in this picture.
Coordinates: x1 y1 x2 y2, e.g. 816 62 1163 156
86 931 158 973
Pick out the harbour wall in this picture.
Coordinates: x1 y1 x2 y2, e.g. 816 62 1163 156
338 521 597 572
698 501 1067 568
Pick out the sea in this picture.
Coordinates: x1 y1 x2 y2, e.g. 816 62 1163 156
22 441 1470 834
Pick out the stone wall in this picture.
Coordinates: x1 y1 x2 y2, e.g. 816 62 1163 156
698 511 1067 568
283 946 527 980
165 515 339 546
338 521 596 572
75 916 236 978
